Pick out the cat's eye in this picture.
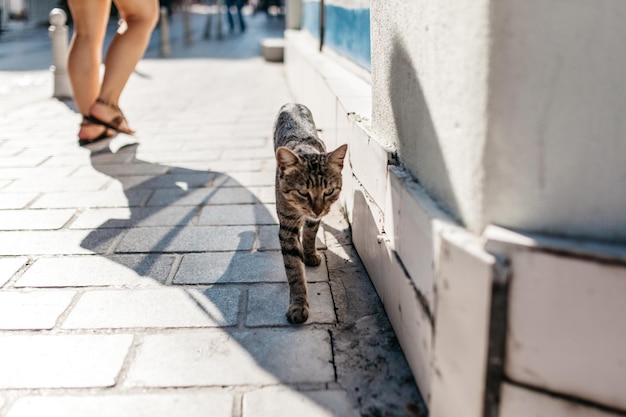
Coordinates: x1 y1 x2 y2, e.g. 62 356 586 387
297 189 309 197
323 188 335 196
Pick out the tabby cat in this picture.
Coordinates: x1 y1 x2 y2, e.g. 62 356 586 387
274 103 348 324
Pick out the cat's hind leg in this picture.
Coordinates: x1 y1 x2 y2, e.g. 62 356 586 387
302 219 322 266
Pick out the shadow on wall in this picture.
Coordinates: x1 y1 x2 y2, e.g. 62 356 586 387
389 36 460 222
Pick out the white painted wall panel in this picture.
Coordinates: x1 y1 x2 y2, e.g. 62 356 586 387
506 250 626 410
429 230 494 417
500 384 622 417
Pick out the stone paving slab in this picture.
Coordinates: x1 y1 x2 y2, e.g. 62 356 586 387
257 225 282 250
80 163 171 178
198 203 278 225
2 176 110 193
205 160 266 173
197 186 275 205
69 206 200 229
41 154 132 168
0 166 75 180
140 138 266 151
173 251 328 284
0 334 133 388
125 329 334 387
243 387 359 417
0 257 28 287
103 172 219 190
116 225 256 253
221 148 275 160
0 193 39 209
246 282 335 326
0 229 119 255
30 189 152 209
0 290 75 329
145 187 221 207
118 150 223 165
0 209 76 230
6 392 233 417
62 287 240 329
0 10 425 416
0 155 49 169
214 170 276 187
15 255 173 287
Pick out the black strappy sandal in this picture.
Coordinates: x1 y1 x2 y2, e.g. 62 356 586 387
78 116 116 146
86 97 136 135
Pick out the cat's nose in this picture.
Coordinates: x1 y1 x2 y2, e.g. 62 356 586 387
313 207 324 216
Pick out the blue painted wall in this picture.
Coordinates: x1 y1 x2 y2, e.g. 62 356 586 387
324 4 371 70
302 1 321 39
301 1 371 71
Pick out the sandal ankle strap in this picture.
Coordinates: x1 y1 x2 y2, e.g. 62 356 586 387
95 97 121 111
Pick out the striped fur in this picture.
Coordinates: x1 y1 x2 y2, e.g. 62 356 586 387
274 103 348 324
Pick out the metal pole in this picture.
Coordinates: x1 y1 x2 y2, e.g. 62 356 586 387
159 7 171 57
183 0 192 44
319 0 324 51
48 8 72 99
216 0 223 40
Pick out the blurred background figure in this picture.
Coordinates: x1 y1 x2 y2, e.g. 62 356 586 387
252 0 282 16
159 0 172 18
225 0 245 33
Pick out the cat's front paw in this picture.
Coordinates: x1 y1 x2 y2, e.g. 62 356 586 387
286 303 309 324
304 252 322 267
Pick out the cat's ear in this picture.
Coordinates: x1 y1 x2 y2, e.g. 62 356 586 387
328 144 348 168
276 147 301 168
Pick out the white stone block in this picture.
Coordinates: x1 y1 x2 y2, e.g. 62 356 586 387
500 383 620 417
348 123 390 213
430 229 495 417
350 184 433 402
504 249 626 410
380 242 434 404
261 38 284 62
386 166 458 311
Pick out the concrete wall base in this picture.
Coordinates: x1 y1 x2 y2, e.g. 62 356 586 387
284 28 626 417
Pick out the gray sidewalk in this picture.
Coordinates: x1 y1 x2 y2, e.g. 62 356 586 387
0 9 424 417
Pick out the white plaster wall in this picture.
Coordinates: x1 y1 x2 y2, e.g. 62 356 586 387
289 3 626 414
486 0 626 242
370 1 490 232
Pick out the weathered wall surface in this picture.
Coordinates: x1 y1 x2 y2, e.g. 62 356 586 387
486 0 626 242
370 0 490 232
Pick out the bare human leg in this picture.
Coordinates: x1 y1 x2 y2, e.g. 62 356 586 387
67 0 113 142
88 0 159 134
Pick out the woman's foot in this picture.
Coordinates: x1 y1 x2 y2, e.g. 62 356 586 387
78 117 117 146
88 97 135 135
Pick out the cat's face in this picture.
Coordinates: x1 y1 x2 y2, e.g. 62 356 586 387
276 144 348 219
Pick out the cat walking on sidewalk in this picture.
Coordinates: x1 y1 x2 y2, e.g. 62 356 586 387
273 103 348 324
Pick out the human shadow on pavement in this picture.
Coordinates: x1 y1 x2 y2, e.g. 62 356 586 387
78 142 424 417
